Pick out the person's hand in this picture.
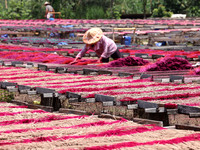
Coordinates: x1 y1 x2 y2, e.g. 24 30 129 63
97 59 101 63
69 57 80 65
69 61 76 65
69 60 77 65
97 57 103 63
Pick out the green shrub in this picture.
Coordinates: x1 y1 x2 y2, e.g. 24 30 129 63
152 5 173 18
106 5 121 19
0 90 14 102
85 6 106 19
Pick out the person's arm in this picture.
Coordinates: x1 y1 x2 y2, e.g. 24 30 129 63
70 45 88 64
97 56 103 63
70 57 81 65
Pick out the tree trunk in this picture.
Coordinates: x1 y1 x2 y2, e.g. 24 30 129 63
5 0 7 9
111 0 114 18
150 0 152 14
143 0 147 19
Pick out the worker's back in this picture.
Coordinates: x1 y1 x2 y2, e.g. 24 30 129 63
46 5 54 12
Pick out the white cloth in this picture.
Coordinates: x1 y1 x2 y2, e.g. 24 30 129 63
47 13 51 19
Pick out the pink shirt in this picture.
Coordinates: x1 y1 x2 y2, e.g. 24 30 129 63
76 35 117 58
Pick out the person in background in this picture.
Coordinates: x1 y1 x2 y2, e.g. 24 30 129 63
70 28 122 64
44 1 55 20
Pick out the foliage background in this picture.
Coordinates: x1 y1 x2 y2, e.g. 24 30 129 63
0 0 200 19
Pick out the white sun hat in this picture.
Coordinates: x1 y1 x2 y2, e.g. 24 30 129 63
83 28 103 45
44 1 50 5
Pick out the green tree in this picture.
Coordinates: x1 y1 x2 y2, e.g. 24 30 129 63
29 0 45 19
161 0 200 17
152 4 173 17
183 0 200 17
1 0 200 19
1 0 32 19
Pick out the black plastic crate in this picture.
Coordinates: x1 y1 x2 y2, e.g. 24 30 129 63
1 82 17 89
36 87 55 94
